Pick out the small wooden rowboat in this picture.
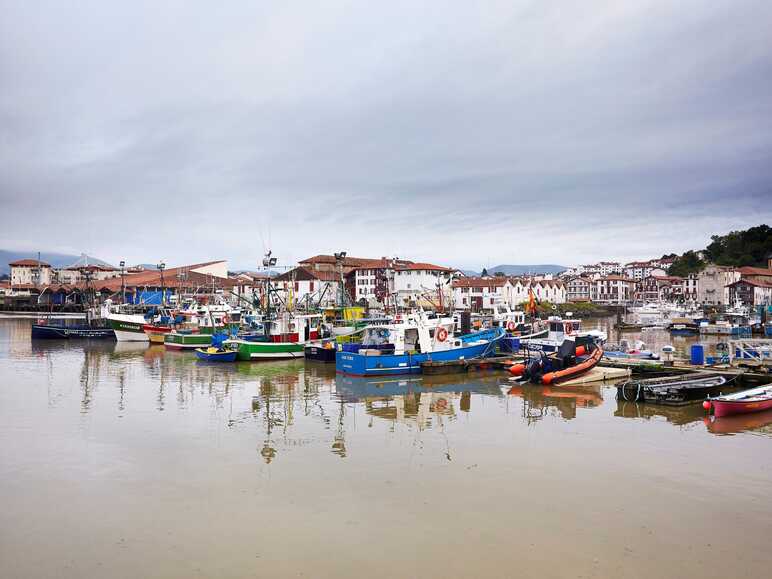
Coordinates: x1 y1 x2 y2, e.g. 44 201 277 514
617 374 727 406
704 385 772 418
195 347 238 362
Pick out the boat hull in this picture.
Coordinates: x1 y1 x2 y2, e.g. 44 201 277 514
164 332 212 350
195 349 238 362
711 398 772 417
336 340 494 376
227 339 306 360
108 315 150 342
31 324 115 339
304 343 337 363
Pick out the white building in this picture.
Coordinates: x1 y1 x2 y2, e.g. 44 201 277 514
452 277 510 311
274 267 342 308
590 276 635 305
598 262 622 276
697 265 740 306
624 262 666 281
9 259 52 287
566 276 592 302
351 259 453 307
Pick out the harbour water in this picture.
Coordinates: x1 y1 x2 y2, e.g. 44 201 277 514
1 318 771 579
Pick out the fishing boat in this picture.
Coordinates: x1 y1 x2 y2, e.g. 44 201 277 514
31 317 115 339
668 318 699 336
616 374 728 406
32 278 115 340
226 313 322 360
304 339 338 363
335 315 504 376
164 329 213 350
104 300 163 342
703 385 772 417
518 316 606 353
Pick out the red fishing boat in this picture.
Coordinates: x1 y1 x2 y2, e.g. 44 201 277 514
704 385 772 418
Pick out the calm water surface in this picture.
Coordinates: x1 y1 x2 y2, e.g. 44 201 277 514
1 318 771 579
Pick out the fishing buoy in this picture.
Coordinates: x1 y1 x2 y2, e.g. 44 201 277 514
508 363 525 376
702 401 712 411
575 345 586 357
542 373 555 385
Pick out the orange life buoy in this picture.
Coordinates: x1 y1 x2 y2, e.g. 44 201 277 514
506 320 516 332
436 327 448 342
564 322 573 335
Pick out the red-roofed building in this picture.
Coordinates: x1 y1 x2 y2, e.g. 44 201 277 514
9 259 52 287
301 254 453 307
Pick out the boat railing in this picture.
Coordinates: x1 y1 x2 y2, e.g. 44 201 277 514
729 338 772 366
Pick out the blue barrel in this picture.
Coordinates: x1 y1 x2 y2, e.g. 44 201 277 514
690 344 705 365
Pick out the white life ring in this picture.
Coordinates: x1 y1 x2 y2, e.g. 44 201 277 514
506 320 516 332
436 327 448 342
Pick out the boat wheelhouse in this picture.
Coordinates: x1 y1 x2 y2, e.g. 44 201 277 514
226 313 321 360
518 316 606 353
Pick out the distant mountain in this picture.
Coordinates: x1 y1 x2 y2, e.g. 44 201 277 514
0 250 80 275
487 264 567 276
458 269 480 277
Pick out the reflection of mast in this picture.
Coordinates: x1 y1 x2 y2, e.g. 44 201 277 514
331 399 346 458
258 378 279 463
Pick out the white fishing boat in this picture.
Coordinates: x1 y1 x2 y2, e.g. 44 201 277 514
519 316 606 353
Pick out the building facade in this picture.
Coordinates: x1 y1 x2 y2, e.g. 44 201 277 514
728 279 772 307
590 276 635 305
566 276 591 302
10 259 52 287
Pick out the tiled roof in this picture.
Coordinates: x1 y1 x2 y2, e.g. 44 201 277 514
730 278 772 288
737 266 772 276
95 262 233 293
9 259 51 267
274 267 341 282
452 277 508 288
394 262 453 272
598 275 635 282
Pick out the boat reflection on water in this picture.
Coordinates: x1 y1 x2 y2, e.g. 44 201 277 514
504 382 603 422
334 373 502 433
703 408 772 436
615 399 704 427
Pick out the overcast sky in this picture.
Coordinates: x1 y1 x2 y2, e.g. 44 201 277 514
1 0 771 270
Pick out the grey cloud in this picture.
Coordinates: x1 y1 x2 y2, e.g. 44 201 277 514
1 0 772 270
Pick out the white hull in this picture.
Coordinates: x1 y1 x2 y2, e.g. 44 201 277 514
113 329 150 342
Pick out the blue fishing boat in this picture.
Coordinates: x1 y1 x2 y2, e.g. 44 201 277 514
195 347 238 362
336 315 504 376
